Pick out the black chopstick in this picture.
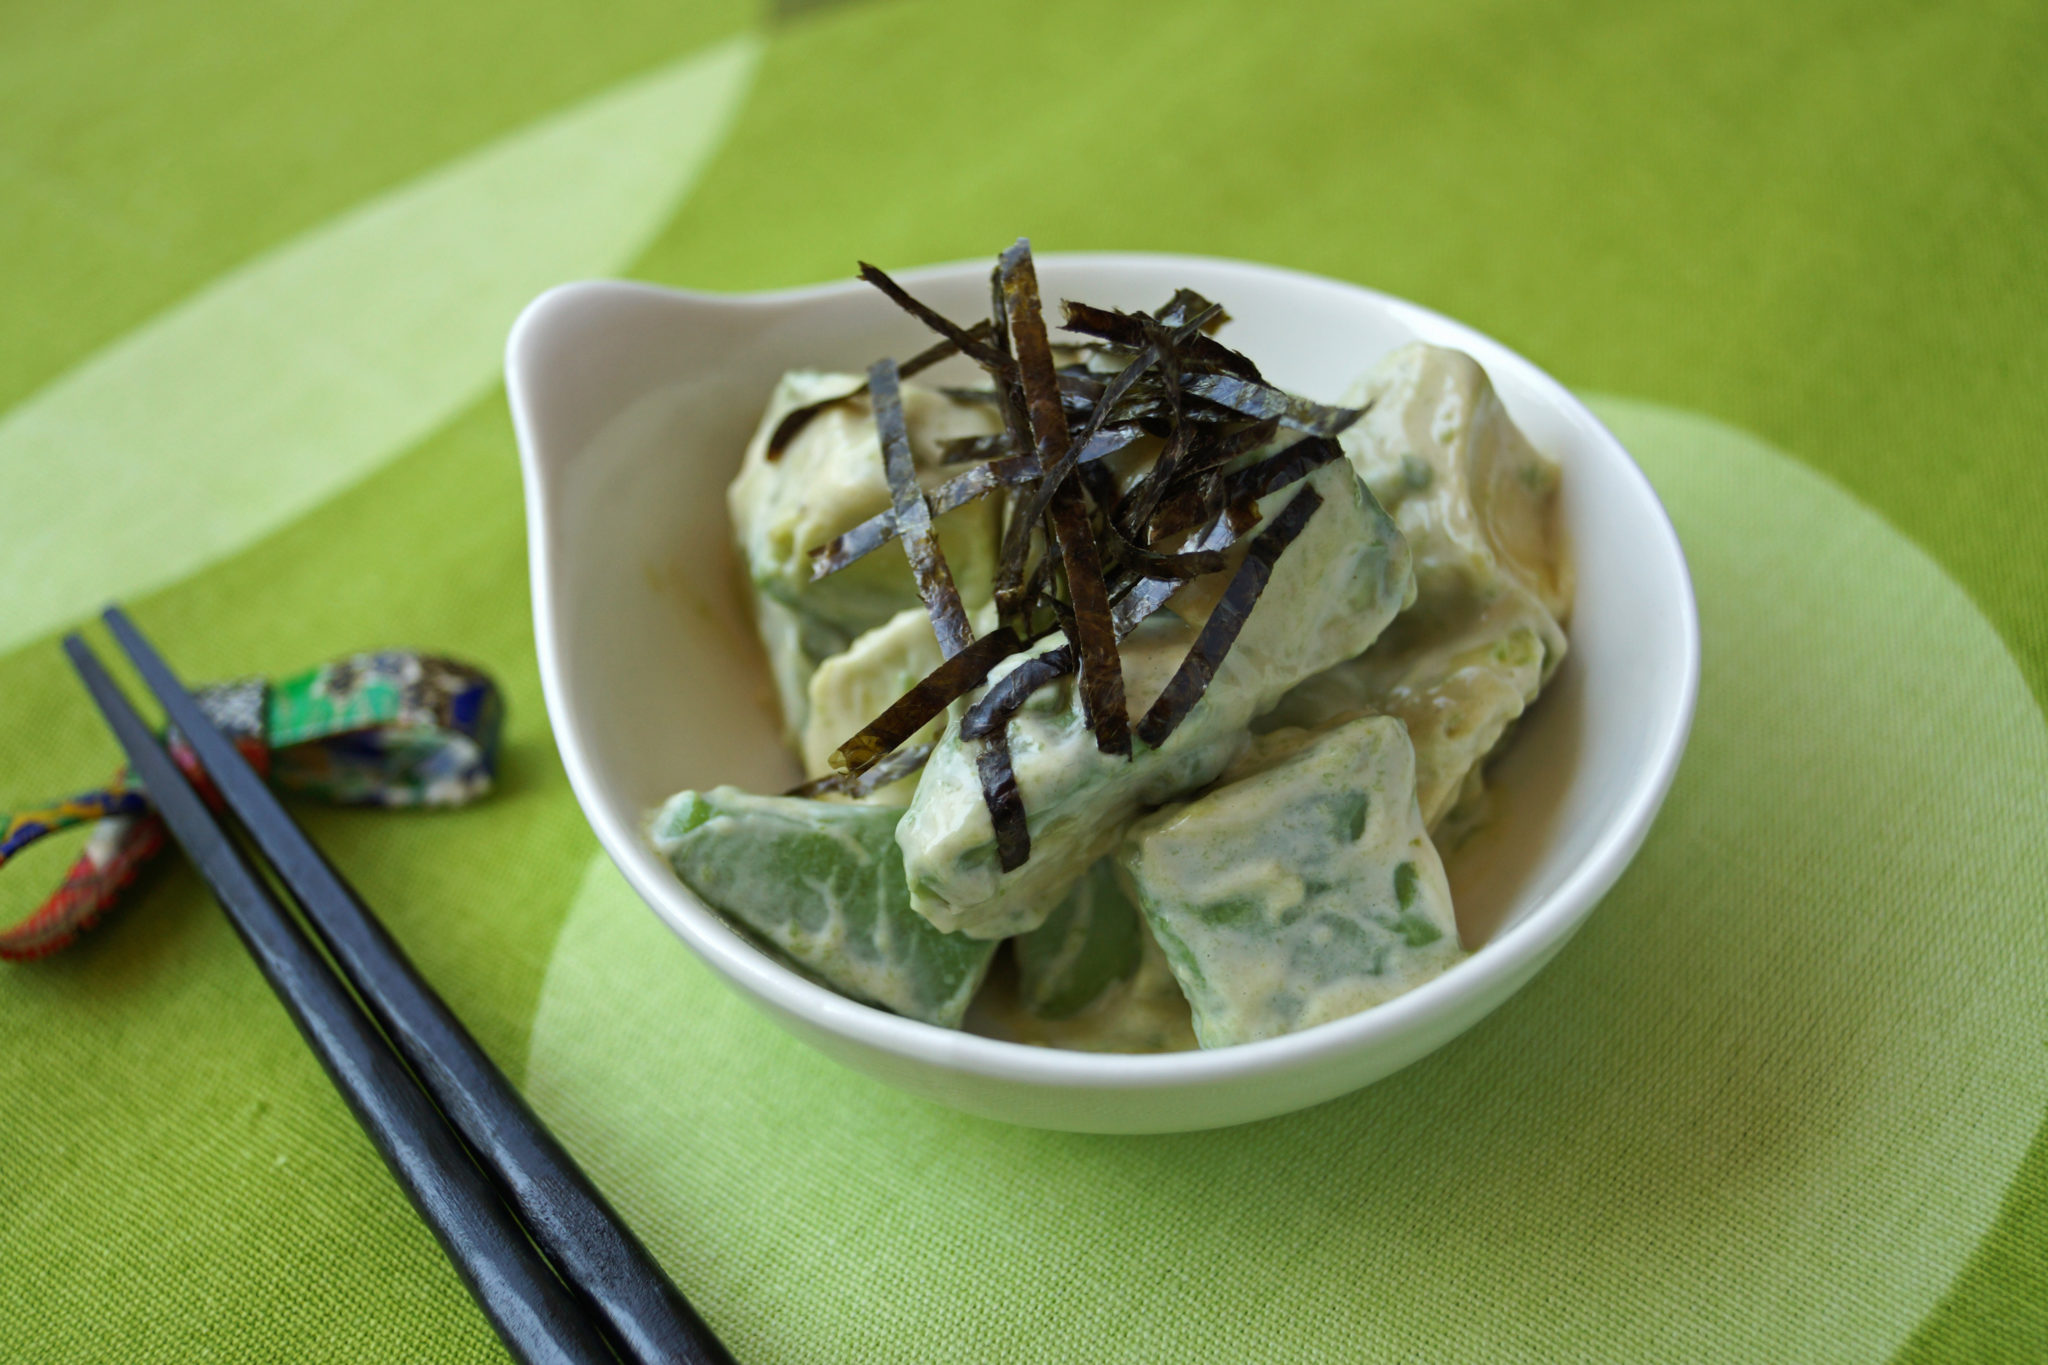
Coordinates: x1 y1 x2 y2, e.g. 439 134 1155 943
98 608 731 1365
63 634 615 1365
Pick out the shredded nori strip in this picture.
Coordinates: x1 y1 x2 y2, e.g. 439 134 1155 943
987 262 1037 478
993 317 1165 609
766 321 994 458
1133 483 1325 748
1012 538 1060 634
767 386 864 461
808 424 1144 582
1061 298 1259 383
975 729 1032 871
960 509 1247 746
858 263 1012 371
1104 527 1232 583
1057 371 1107 404
1075 457 1121 519
1181 373 1363 437
785 742 935 799
960 646 1075 741
768 243 1372 871
828 626 1025 775
1148 416 1280 496
939 386 1003 407
1144 432 1342 544
1076 307 1218 453
942 506 1250 827
1153 288 1229 332
809 452 1035 579
870 357 975 659
1223 433 1348 504
995 309 1183 575
1112 314 1190 539
1110 512 1248 631
938 432 1012 464
1075 421 1148 465
999 239 1129 757
1046 470 1128 752
1114 418 1272 542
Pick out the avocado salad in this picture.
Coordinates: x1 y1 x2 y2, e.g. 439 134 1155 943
650 241 1570 1052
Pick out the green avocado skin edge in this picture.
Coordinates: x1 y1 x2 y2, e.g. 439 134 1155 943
650 787 997 1028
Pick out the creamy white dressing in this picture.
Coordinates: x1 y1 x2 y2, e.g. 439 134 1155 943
1121 715 1462 1047
896 457 1414 940
727 371 1004 627
800 605 947 804
727 372 1003 735
1265 343 1571 836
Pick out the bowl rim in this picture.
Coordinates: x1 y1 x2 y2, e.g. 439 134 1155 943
508 250 1700 1091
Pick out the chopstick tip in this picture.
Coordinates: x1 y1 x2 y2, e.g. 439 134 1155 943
58 634 116 707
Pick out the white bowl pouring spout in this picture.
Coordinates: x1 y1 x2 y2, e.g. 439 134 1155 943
507 254 1699 1134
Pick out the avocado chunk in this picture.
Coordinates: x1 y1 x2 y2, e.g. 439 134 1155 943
898 458 1415 940
650 787 998 1027
1262 609 1549 832
726 372 1001 745
1266 343 1570 833
1120 715 1463 1048
728 371 1002 631
800 605 949 804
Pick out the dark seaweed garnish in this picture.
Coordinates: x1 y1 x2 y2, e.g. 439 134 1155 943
793 240 1362 869
858 263 1011 371
993 307 1192 599
1110 521 1240 634
807 424 1145 582
785 743 935 799
999 241 1129 757
974 728 1032 870
937 432 1012 464
828 626 1026 776
1145 433 1341 544
1130 415 1279 519
1060 298 1261 382
1102 525 1232 583
767 320 994 458
809 453 1037 580
870 358 974 659
1181 373 1363 438
1222 433 1346 504
1133 483 1325 748
955 514 1246 749
960 647 1077 742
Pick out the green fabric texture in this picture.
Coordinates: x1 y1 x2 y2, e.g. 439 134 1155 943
3 0 2045 1360
0 34 759 656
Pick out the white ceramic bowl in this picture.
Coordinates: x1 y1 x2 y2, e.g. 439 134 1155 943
506 254 1698 1134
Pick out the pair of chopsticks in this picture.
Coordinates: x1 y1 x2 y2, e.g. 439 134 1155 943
66 609 731 1365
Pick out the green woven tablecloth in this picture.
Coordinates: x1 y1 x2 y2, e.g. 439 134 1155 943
5 2 2045 1359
